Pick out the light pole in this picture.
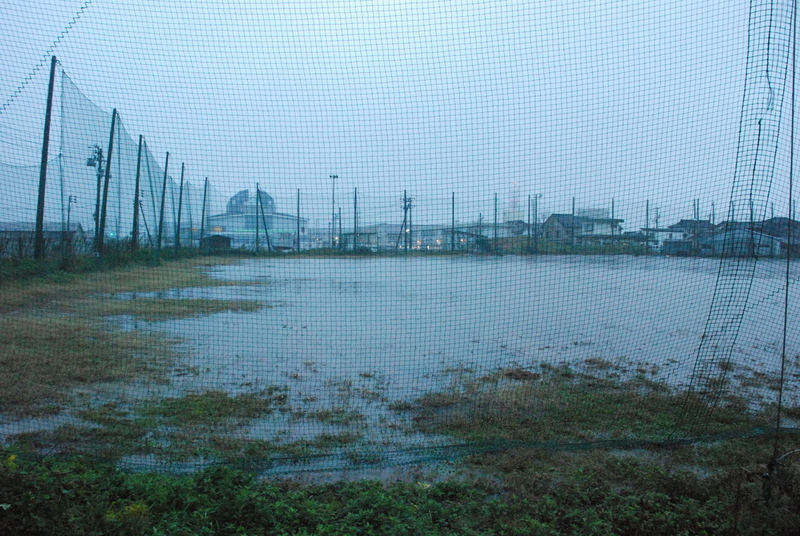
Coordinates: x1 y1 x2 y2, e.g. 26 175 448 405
330 174 338 248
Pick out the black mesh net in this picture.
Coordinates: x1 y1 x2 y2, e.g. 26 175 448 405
0 0 798 475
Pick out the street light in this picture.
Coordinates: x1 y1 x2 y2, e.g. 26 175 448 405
330 174 338 248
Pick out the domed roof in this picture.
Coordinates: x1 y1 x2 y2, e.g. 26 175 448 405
226 189 275 214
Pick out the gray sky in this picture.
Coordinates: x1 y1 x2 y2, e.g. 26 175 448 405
0 0 781 230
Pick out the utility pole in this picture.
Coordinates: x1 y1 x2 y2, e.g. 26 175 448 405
34 56 57 260
396 191 412 250
90 145 104 241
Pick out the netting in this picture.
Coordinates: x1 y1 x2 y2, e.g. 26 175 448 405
0 0 798 474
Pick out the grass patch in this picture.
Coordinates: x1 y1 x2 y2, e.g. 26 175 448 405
0 313 173 415
407 370 770 444
143 388 288 428
0 256 262 416
4 447 800 535
0 256 245 314
65 296 263 321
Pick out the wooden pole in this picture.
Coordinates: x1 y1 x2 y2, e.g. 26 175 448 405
34 56 57 259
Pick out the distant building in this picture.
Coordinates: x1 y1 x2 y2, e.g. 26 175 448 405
0 222 88 258
660 219 715 255
542 213 624 246
713 229 783 257
640 228 674 252
205 189 307 250
711 217 800 257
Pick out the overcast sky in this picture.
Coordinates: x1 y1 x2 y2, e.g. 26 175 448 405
0 0 787 229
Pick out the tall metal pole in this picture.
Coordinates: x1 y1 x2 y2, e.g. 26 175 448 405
131 135 143 251
97 109 117 255
175 163 185 251
199 177 208 250
34 56 57 259
330 174 337 248
156 152 169 257
353 187 358 251
257 185 273 252
255 183 260 252
493 193 498 254
611 197 615 238
571 196 576 249
451 192 456 252
93 147 103 241
296 188 301 251
527 195 532 253
535 195 540 253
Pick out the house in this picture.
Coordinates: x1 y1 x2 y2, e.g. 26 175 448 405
542 213 624 246
713 229 783 257
640 227 674 252
668 219 715 240
661 219 715 255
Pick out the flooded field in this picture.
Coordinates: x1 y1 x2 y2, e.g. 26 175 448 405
3 255 799 473
161 255 798 394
